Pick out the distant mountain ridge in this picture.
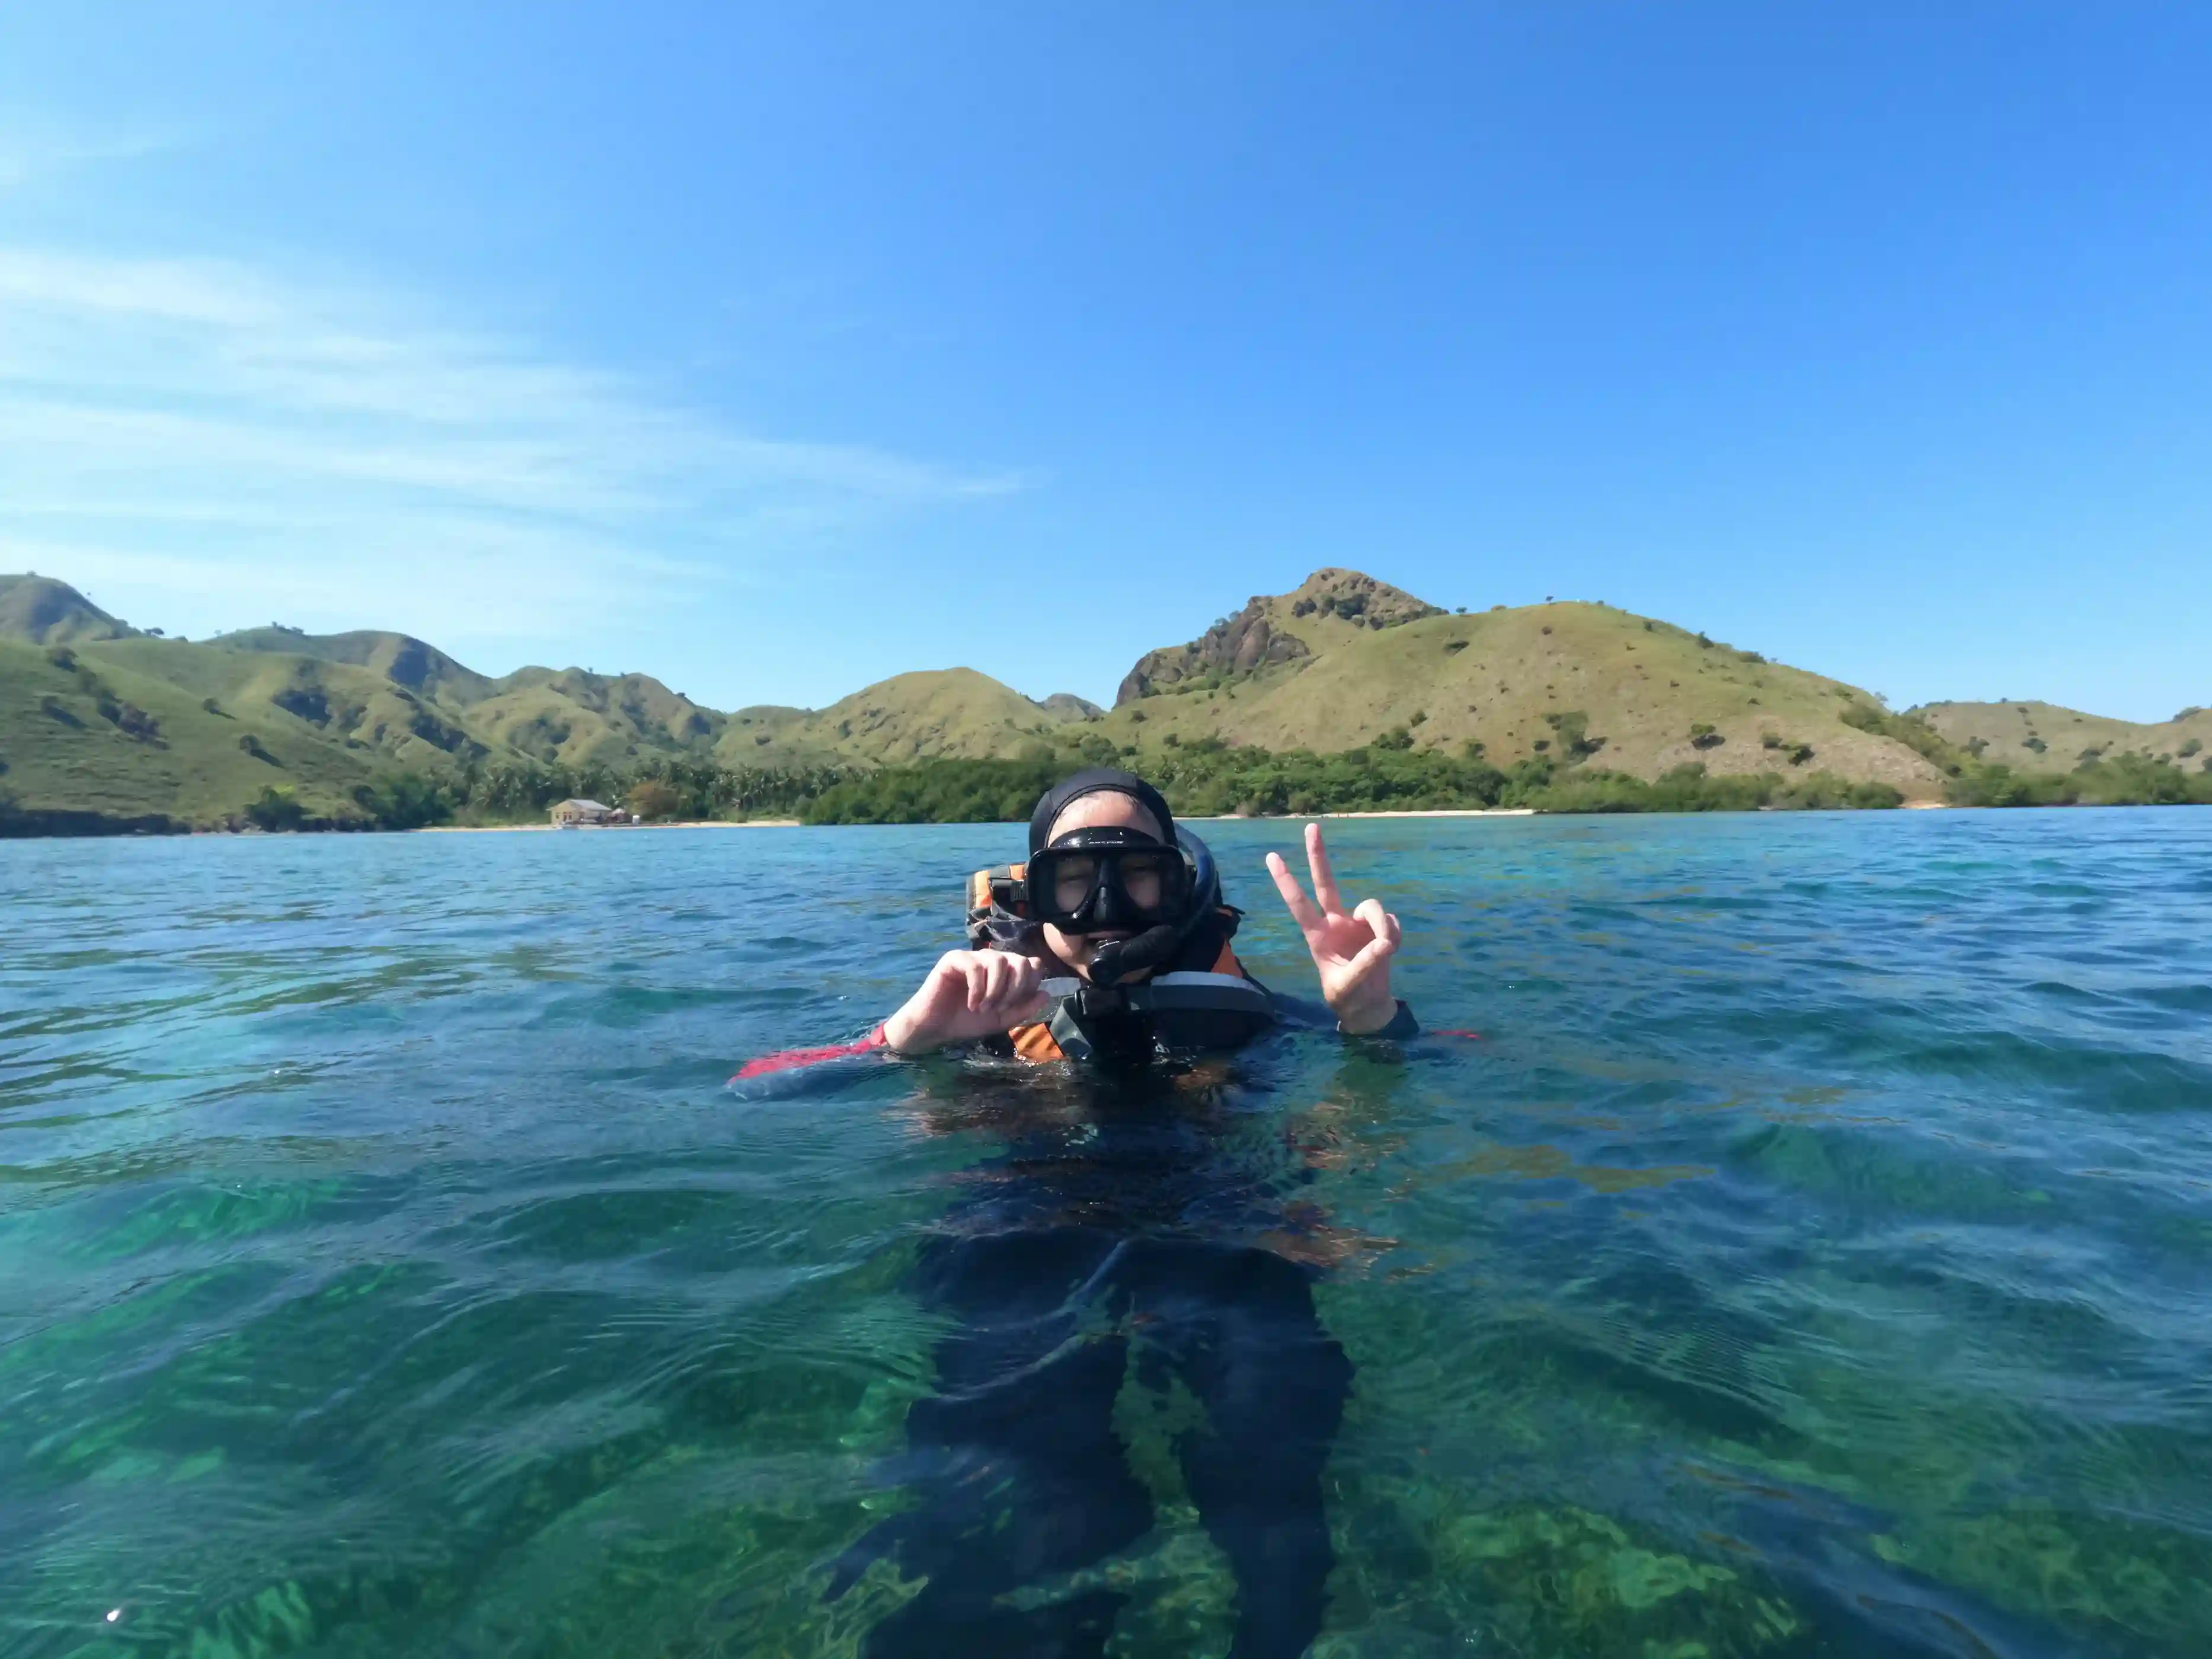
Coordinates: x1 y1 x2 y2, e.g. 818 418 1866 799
0 578 1110 824
1 570 2201 827
214 625 495 702
1913 699 2212 771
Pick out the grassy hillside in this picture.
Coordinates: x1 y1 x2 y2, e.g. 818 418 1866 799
0 579 1117 826
213 626 496 702
1916 699 2212 773
0 576 138 645
1102 587 1951 796
0 639 402 824
766 669 1094 763
712 669 1101 766
465 669 725 765
5 569 2201 830
212 627 727 765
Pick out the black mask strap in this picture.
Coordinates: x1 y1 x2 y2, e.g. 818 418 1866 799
1028 769 1176 856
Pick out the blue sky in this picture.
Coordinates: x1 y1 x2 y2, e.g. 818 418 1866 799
1 4 2205 719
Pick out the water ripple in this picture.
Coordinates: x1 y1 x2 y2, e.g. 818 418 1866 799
2 811 2210 1655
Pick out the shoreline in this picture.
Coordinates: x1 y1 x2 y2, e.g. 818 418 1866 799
1186 807 1535 821
415 819 803 833
1321 807 1536 819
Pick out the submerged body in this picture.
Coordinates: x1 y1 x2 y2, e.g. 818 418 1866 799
830 1067 1356 1658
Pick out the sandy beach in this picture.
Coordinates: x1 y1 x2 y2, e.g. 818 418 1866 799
415 820 803 833
1315 807 1537 819
1192 808 1538 821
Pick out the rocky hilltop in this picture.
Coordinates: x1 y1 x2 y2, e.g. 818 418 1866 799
1116 569 1441 702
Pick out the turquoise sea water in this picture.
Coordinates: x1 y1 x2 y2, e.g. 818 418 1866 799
4 811 2212 1658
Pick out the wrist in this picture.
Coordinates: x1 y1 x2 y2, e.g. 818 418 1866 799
1332 989 1398 1035
882 1003 935 1054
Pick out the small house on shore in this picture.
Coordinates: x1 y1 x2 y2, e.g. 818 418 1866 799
551 798 625 827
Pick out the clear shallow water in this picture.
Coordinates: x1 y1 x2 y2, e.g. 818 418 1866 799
4 811 2211 1658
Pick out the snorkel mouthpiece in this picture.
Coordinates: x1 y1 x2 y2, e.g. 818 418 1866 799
1086 923 1182 989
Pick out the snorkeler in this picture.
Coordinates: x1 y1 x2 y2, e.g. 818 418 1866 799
803 769 1419 1658
883 767 1417 1063
731 769 1415 1083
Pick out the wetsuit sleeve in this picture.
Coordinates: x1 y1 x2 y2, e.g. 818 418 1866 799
730 1024 891 1083
1353 1000 1420 1040
1258 984 1420 1041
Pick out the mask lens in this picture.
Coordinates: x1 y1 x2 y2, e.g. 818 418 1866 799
1051 855 1099 918
1118 852 1166 913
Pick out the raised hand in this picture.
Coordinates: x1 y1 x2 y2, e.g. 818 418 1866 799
1266 823 1404 1034
883 949 1051 1054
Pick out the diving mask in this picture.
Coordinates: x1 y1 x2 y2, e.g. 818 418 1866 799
1024 826 1196 934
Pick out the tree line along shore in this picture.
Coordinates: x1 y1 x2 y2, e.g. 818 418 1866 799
8 732 2208 839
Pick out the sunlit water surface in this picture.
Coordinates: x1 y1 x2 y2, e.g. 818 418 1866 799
4 812 2212 1658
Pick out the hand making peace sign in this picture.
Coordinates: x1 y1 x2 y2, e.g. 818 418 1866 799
1266 823 1404 1034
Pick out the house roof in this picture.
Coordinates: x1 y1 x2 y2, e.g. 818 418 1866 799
555 798 613 812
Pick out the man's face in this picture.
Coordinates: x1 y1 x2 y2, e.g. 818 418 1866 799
1038 792 1168 982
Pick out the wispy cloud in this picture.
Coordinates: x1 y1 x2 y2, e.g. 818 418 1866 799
0 244 1021 653
0 117 182 190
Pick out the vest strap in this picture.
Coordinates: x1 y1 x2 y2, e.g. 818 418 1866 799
1027 971 1277 1062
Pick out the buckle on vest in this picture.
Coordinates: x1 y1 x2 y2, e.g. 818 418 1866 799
1075 984 1129 1019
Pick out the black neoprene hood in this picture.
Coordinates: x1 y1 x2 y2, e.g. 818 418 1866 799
1027 769 1177 854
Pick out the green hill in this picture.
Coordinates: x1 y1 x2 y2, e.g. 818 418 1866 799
213 625 496 703
0 637 400 825
0 575 139 645
721 668 1102 766
1099 576 1951 796
0 580 1117 827
464 669 725 765
1914 699 2212 772
210 626 723 765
